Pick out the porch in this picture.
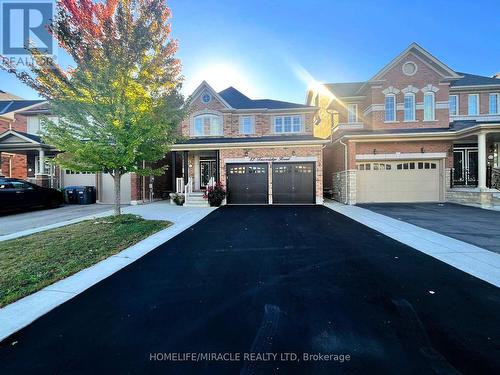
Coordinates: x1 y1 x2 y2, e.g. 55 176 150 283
170 149 220 206
0 130 59 188
448 129 500 208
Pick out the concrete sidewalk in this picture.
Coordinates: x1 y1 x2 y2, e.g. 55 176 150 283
0 201 216 341
325 201 500 288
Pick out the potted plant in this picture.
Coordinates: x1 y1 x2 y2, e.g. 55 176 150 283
204 182 226 207
172 193 185 206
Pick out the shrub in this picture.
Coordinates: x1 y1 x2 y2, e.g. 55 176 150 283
204 182 226 207
172 193 185 206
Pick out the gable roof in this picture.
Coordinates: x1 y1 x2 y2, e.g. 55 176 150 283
322 82 365 98
368 42 461 82
189 81 233 109
0 100 45 115
451 72 500 87
218 86 314 110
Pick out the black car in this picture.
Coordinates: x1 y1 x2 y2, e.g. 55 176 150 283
0 178 64 213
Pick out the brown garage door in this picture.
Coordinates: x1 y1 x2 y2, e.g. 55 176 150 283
226 163 268 204
272 162 315 204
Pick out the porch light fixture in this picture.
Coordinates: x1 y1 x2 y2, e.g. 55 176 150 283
292 151 296 156
373 149 377 155
421 147 425 153
244 150 249 157
448 147 453 156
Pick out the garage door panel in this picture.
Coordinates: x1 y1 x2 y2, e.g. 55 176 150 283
272 163 314 204
227 164 268 204
356 161 441 203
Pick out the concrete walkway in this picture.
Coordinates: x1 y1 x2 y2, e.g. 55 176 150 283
0 201 216 341
325 201 500 288
0 204 114 238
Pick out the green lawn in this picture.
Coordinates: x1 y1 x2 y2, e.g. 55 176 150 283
0 214 171 307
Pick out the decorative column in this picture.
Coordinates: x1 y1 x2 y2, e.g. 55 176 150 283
478 132 487 190
183 151 189 185
171 151 176 191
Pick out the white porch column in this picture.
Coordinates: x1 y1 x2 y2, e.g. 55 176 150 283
478 132 487 190
38 149 45 175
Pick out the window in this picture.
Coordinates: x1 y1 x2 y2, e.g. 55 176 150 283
240 116 255 134
468 94 479 115
274 115 302 133
404 93 415 121
384 94 396 122
193 114 222 136
423 92 435 121
449 95 459 116
27 116 41 134
489 93 499 114
201 92 211 103
347 104 358 123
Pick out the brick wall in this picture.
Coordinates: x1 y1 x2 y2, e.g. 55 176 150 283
181 92 314 138
0 114 28 178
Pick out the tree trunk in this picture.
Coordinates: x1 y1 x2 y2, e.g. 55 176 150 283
112 171 121 215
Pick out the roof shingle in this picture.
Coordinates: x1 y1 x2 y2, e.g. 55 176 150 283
218 87 313 110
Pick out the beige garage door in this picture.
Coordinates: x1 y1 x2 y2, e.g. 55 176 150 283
356 161 442 203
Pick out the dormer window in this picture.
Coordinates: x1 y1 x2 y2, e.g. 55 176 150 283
347 104 358 123
384 94 396 122
193 114 222 136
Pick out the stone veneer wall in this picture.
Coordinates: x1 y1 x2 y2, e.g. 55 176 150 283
332 170 356 205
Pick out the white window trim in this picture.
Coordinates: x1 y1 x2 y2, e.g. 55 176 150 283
384 94 396 122
449 94 459 116
239 115 255 135
347 104 358 123
423 91 435 121
273 115 304 134
403 93 416 121
191 113 223 137
468 94 480 115
489 93 499 115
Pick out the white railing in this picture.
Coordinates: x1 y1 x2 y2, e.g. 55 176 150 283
207 177 215 189
184 177 193 205
175 177 184 193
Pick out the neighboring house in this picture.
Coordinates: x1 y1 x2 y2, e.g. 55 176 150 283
0 94 134 204
307 43 500 207
168 81 327 204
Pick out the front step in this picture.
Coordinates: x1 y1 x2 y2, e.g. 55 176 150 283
184 193 209 207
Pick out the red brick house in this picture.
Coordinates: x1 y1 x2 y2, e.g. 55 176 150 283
307 43 500 207
169 81 327 205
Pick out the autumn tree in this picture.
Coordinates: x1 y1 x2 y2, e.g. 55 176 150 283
1 0 184 214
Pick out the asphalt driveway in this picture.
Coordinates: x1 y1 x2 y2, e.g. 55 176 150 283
0 204 116 236
0 206 499 374
358 203 500 254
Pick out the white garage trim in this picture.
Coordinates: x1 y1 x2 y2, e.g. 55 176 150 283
356 152 446 161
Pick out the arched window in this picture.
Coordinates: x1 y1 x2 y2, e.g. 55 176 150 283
193 114 223 136
384 94 396 122
424 92 435 121
404 93 415 121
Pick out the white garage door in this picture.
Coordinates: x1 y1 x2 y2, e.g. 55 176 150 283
356 160 442 203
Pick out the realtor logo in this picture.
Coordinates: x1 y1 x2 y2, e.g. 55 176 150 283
0 0 54 55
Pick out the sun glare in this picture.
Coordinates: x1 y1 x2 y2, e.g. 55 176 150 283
185 62 258 97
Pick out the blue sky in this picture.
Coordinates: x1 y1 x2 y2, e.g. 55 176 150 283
2 0 499 103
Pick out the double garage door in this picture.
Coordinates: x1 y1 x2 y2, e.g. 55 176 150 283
226 162 315 204
356 160 442 203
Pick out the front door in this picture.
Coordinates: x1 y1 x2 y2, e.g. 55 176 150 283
453 148 478 186
200 160 217 189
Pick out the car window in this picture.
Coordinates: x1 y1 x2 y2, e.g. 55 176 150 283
0 183 14 189
11 181 34 190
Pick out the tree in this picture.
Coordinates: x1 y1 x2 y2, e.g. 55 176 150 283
1 0 185 215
